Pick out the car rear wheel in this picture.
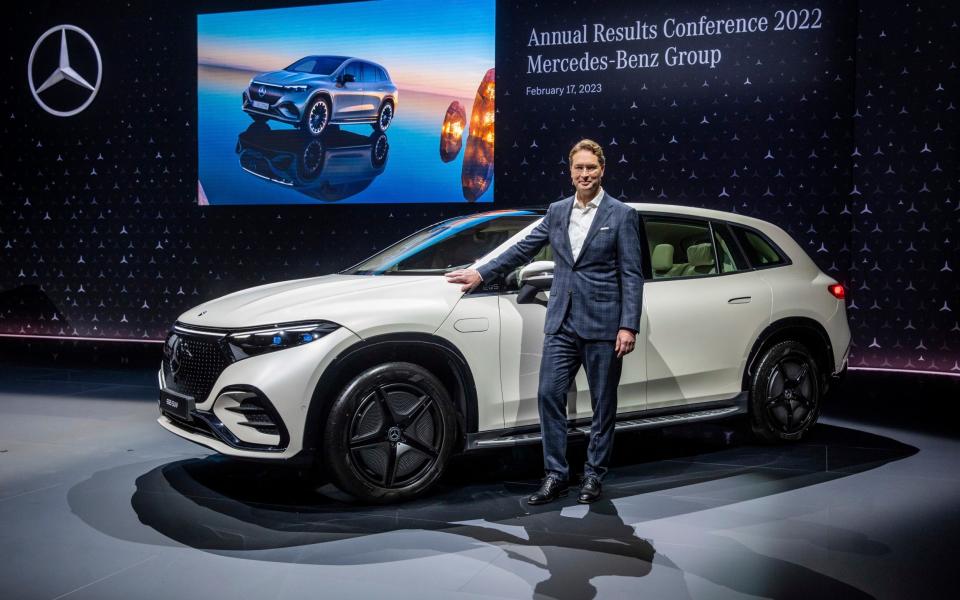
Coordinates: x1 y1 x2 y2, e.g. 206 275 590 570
304 96 331 137
373 101 393 132
749 340 821 442
323 362 456 503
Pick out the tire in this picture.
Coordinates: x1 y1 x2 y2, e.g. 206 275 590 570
373 101 393 132
748 340 821 442
304 96 331 137
369 132 388 167
323 362 457 503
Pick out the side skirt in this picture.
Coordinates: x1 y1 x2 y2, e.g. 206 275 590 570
464 392 749 450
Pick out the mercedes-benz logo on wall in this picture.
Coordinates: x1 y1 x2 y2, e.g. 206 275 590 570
28 24 102 117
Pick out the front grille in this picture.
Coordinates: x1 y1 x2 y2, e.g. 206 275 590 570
163 332 233 402
248 83 283 104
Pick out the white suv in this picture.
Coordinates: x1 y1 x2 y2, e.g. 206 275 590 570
158 204 851 502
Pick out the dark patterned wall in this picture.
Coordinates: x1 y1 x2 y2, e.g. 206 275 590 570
848 2 959 372
1 1 957 374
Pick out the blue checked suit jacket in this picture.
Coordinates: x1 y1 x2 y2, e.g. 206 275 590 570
477 193 643 340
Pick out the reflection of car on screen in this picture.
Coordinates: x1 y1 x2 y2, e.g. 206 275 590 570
242 56 398 137
235 124 389 202
158 206 851 504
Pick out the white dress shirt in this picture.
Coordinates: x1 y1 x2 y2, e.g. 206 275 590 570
569 188 603 261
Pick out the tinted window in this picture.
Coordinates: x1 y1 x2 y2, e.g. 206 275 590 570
344 62 363 82
343 215 538 275
713 223 744 273
288 58 317 73
377 67 388 82
286 56 345 75
644 217 717 279
733 226 785 267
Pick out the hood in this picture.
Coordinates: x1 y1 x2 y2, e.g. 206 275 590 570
177 274 464 336
254 70 331 85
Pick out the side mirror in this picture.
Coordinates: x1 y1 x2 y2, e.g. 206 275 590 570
518 260 554 290
340 73 355 84
517 261 553 307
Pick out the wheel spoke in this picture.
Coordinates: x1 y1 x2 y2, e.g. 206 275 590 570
403 436 439 459
383 442 398 487
374 386 399 425
765 392 786 407
399 395 432 429
349 431 387 450
792 363 809 386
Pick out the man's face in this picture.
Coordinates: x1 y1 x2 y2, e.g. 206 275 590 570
570 149 604 197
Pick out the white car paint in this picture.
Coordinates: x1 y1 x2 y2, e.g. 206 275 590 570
158 203 850 461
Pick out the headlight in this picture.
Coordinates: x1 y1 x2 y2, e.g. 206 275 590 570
226 321 339 360
284 84 308 92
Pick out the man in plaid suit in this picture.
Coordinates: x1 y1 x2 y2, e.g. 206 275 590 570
446 139 643 504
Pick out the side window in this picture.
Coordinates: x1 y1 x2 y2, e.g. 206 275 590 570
344 62 362 82
377 67 388 82
361 63 377 82
644 217 717 279
713 223 744 273
732 226 785 267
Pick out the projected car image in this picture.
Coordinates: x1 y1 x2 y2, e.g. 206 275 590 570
235 124 389 202
157 205 850 503
242 56 398 137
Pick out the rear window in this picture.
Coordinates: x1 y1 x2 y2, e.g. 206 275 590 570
732 226 785 267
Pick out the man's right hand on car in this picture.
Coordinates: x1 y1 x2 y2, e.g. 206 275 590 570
445 268 483 292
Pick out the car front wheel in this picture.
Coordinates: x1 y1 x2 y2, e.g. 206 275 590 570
323 362 456 503
749 340 821 442
304 96 331 137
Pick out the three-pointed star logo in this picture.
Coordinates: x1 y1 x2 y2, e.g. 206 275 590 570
28 24 102 117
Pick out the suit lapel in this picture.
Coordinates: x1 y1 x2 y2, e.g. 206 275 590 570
574 191 612 266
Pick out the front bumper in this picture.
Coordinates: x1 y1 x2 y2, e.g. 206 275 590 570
158 326 361 460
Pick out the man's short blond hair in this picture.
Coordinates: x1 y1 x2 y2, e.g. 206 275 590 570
568 139 605 167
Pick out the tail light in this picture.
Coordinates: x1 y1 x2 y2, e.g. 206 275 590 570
828 283 846 300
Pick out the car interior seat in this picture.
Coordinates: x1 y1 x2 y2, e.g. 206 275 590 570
651 243 675 278
681 243 716 276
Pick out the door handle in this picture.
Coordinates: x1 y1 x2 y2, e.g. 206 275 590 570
728 296 752 304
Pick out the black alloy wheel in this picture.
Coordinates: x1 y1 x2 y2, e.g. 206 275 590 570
749 340 822 442
323 362 456 502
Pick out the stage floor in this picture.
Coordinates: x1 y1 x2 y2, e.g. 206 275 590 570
0 363 957 599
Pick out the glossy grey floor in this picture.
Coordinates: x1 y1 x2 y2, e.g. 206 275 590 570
1 365 958 600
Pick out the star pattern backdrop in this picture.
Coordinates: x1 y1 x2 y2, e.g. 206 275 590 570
0 0 957 374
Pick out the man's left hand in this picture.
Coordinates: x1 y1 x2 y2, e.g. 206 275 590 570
615 328 636 358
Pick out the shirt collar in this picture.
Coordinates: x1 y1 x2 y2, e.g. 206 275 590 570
573 188 604 211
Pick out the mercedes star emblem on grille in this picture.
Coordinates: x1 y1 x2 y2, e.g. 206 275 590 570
27 24 102 117
170 338 192 377
258 85 267 98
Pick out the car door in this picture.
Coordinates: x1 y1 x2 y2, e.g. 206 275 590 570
358 62 382 116
333 61 364 118
497 227 646 429
642 216 772 410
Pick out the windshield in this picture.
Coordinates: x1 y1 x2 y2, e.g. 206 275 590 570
285 56 347 75
342 212 539 275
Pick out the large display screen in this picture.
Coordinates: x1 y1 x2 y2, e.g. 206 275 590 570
197 0 495 205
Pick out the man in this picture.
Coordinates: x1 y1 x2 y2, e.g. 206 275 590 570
446 139 643 504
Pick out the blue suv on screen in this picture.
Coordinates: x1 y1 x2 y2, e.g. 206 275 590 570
242 56 398 137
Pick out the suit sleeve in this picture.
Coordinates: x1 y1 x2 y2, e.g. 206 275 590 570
476 208 553 282
617 208 644 333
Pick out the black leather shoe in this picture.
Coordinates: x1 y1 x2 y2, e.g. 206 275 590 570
578 476 602 504
527 475 569 505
